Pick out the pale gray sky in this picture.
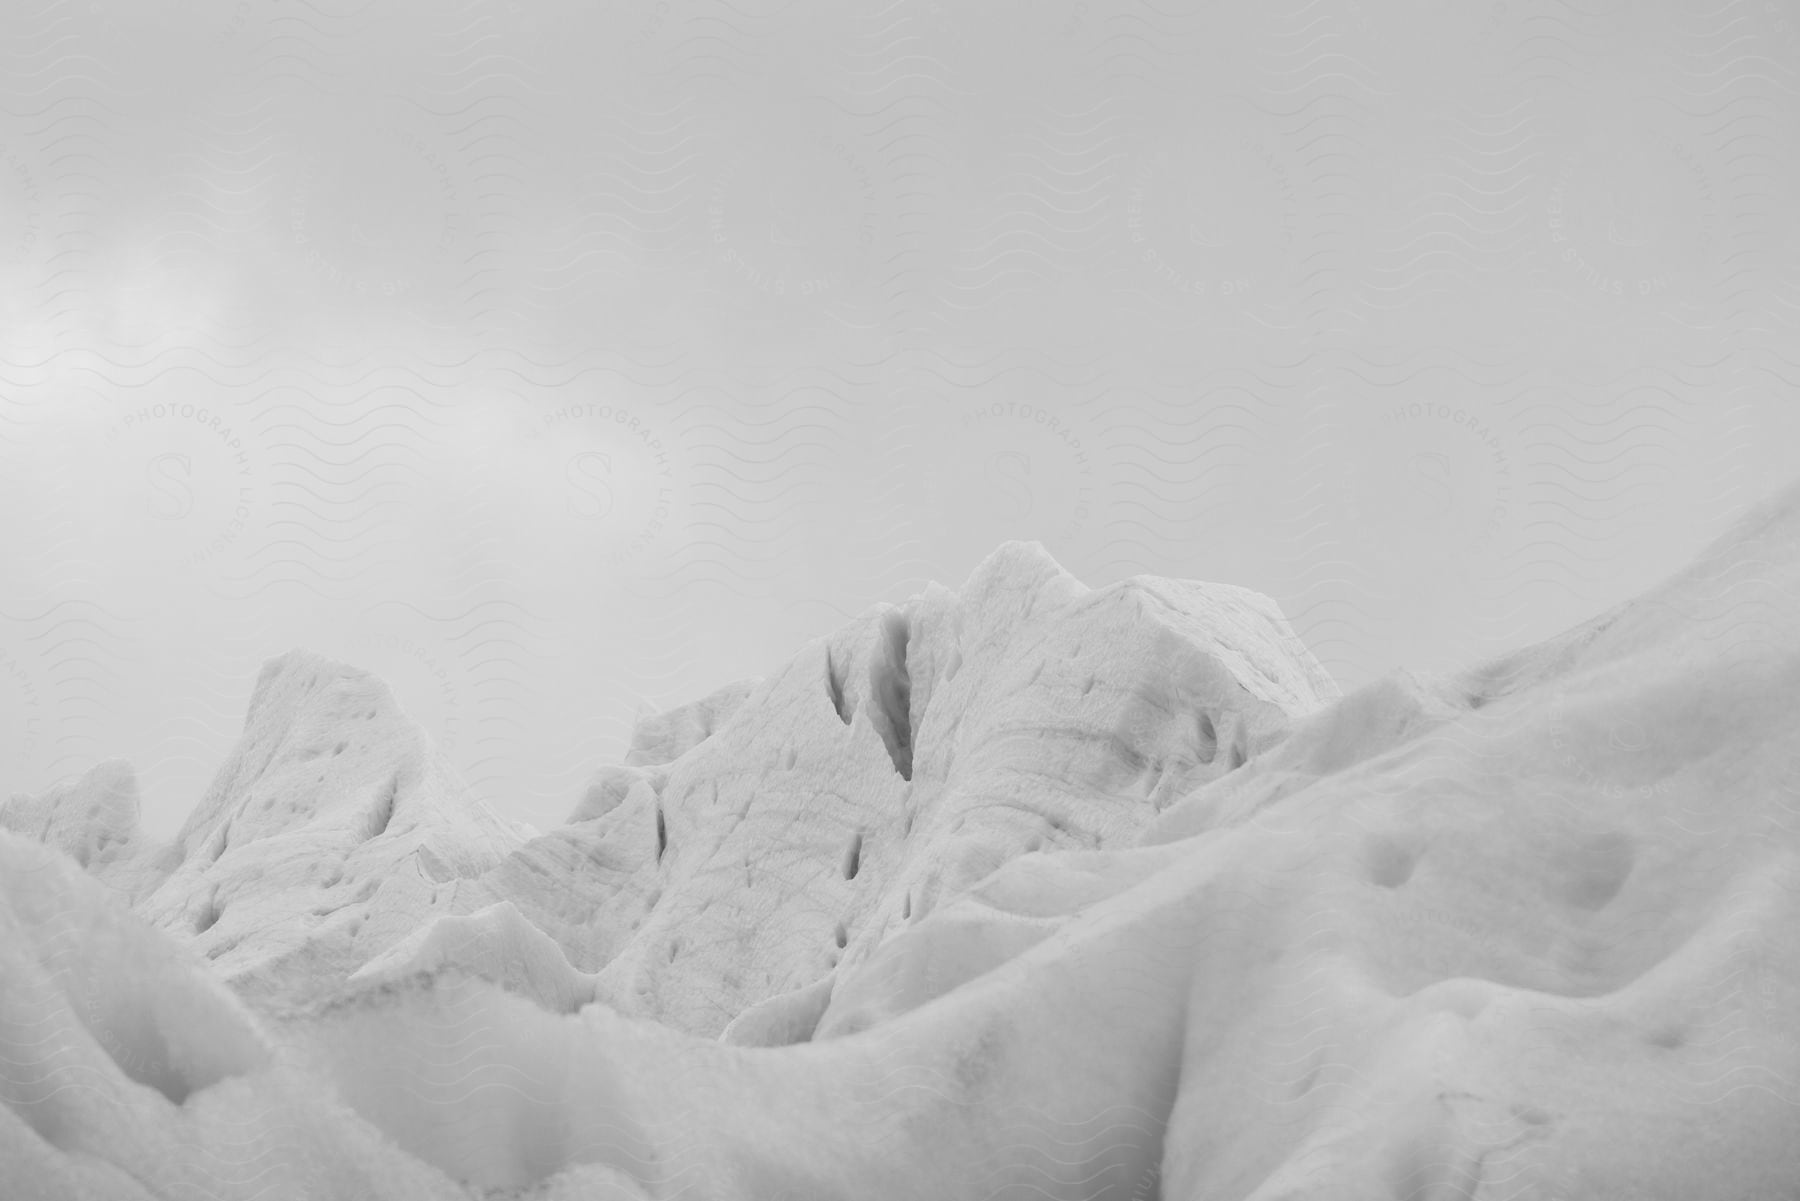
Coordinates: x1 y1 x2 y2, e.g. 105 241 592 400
4 0 1799 837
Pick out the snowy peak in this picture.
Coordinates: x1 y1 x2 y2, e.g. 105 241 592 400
174 650 433 853
955 538 1088 617
122 650 533 1008
1 757 141 872
517 541 1342 1036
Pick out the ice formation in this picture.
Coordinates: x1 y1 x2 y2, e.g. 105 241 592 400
3 487 1799 1198
1 656 540 1016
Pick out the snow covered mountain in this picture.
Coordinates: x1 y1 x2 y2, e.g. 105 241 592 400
3 495 1798 1199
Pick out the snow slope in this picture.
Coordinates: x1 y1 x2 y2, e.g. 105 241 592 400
0 832 479 1200
4 496 1800 1197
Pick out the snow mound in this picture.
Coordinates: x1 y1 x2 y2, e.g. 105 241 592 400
0 831 472 1200
349 900 599 1015
8 488 1800 1197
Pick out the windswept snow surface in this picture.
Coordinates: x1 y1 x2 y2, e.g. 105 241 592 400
4 509 1800 1198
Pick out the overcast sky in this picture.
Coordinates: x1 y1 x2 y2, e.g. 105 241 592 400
4 0 1799 838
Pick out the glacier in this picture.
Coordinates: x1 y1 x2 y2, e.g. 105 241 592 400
2 485 1798 1199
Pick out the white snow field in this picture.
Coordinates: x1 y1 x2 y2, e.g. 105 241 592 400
4 481 1800 1199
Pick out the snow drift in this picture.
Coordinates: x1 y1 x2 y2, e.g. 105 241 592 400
4 488 1800 1198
